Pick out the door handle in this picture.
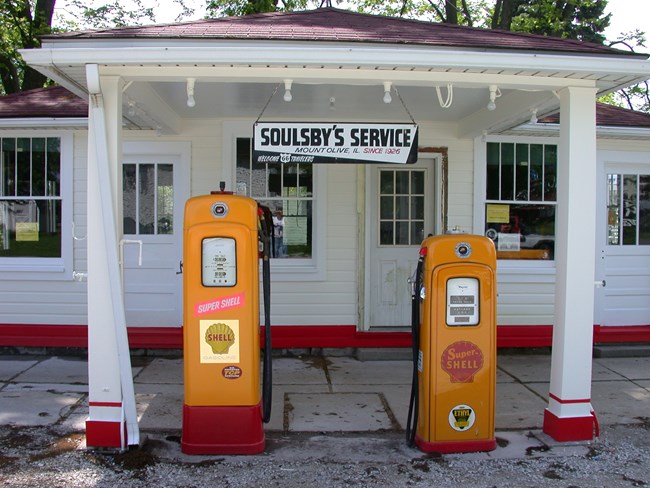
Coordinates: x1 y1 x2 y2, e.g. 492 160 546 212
176 261 183 275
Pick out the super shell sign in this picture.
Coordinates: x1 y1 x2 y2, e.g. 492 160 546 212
253 122 418 165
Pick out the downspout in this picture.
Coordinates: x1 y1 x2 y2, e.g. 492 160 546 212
86 64 139 447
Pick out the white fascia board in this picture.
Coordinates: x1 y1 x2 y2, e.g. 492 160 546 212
0 117 88 128
22 40 650 81
502 122 650 139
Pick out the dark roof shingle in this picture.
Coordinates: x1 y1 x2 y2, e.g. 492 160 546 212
0 86 87 118
541 102 650 128
43 7 642 57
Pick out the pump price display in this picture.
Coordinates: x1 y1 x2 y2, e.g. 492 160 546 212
202 237 236 287
446 277 479 326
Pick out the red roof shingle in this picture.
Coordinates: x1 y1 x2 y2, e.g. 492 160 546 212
43 7 642 58
541 102 650 128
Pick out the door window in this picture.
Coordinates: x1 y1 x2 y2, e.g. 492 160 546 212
123 163 174 235
607 173 650 245
378 168 426 246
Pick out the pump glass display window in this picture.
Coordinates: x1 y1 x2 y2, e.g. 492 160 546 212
0 137 62 258
236 138 313 259
484 142 556 260
606 173 650 245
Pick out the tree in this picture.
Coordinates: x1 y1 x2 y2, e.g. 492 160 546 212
0 0 56 94
206 0 308 17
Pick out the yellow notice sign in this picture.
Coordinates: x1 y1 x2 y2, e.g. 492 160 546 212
16 223 39 241
486 204 510 224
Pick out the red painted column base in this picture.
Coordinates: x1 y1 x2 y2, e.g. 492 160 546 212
415 435 496 454
543 409 596 442
86 420 126 449
181 402 265 455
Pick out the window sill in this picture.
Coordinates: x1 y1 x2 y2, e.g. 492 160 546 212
0 260 69 281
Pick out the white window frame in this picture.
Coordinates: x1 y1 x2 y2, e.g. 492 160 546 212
223 121 326 281
0 131 73 280
474 135 557 273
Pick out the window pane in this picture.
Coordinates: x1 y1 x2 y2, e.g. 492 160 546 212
380 221 393 245
31 138 46 197
395 221 409 245
298 164 313 197
46 138 60 197
396 195 409 219
138 164 155 234
544 145 557 201
486 142 500 200
0 199 61 257
411 221 424 245
380 196 393 219
123 164 137 234
17 138 30 196
251 155 266 198
623 175 638 245
640 175 650 245
515 143 529 201
411 171 424 194
236 138 251 196
281 163 298 198
485 203 555 259
2 138 16 197
607 174 621 245
396 171 409 194
157 164 173 235
500 143 514 200
380 171 393 195
529 144 543 201
239 138 314 259
411 196 424 220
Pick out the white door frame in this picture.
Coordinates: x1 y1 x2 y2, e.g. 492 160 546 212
361 152 443 331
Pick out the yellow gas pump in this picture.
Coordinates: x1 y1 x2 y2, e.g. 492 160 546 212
406 234 497 453
181 189 272 455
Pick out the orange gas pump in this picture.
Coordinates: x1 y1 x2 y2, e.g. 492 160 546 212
181 189 272 455
406 234 497 453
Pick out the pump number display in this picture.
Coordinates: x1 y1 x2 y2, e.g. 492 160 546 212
446 277 479 326
202 237 236 287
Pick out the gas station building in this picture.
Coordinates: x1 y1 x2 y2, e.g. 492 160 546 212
1 8 650 447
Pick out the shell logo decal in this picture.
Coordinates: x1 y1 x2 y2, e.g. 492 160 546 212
199 320 240 363
205 322 235 354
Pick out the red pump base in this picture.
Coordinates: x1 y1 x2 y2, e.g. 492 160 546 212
181 402 265 455
415 435 496 454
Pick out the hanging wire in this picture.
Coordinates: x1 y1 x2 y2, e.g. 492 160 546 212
393 85 417 124
255 83 281 124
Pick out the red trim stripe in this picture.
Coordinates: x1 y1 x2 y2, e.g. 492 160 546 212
0 323 648 350
548 393 591 404
89 401 123 408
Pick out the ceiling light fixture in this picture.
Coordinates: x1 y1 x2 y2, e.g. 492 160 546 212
529 108 538 124
186 78 196 108
329 96 336 110
283 79 293 102
383 81 392 104
487 85 501 111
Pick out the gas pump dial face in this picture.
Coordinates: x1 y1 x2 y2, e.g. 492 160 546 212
446 277 479 326
202 237 236 287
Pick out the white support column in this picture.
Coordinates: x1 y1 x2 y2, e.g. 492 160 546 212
543 86 598 441
85 64 139 449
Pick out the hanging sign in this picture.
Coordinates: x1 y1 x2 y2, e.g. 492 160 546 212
253 122 418 164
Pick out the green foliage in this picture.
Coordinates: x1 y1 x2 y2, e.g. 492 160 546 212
205 0 309 18
511 0 610 43
64 0 155 29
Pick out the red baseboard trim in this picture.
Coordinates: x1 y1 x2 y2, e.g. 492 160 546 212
542 409 596 442
0 323 648 350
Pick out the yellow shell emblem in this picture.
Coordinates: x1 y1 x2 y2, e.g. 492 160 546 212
204 322 235 354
